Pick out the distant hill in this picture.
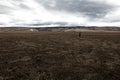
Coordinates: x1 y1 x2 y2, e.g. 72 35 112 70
0 26 120 32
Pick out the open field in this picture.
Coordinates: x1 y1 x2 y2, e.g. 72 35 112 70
0 31 120 80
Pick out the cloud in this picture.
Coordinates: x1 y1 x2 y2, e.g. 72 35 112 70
40 0 113 18
0 0 120 27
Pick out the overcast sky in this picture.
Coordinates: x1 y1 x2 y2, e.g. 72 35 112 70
0 0 120 27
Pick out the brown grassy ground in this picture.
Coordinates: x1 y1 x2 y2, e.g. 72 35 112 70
0 31 120 80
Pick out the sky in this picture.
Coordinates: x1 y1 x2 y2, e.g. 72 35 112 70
0 0 120 27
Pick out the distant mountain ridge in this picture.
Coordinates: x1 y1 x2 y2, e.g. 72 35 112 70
0 26 120 32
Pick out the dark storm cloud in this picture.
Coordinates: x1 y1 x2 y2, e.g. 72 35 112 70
39 0 113 18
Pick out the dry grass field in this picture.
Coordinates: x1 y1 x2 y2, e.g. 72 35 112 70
0 31 120 80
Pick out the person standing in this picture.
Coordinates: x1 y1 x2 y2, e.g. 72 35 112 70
79 32 81 38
